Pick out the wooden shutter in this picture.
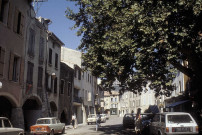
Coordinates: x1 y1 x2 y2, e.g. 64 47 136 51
7 2 13 28
0 0 2 16
8 52 14 80
19 58 24 84
13 8 18 33
0 47 5 75
19 13 24 35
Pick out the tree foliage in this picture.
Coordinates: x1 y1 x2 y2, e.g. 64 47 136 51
66 0 202 100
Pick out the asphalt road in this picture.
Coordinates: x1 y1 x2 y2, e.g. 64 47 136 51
64 115 137 135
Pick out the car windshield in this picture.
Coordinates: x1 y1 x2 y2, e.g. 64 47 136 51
167 114 193 123
88 115 96 118
37 119 51 124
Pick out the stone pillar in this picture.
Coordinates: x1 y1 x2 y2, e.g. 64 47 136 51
11 107 24 129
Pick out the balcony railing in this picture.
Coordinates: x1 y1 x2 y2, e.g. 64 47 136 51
73 96 82 103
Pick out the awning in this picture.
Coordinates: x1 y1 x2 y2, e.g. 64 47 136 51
166 100 190 108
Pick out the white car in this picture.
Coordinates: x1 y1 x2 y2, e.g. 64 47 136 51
100 114 106 123
87 114 97 125
150 112 198 135
0 117 24 135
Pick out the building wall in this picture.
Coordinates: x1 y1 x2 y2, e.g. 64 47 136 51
59 62 74 125
61 47 96 124
104 91 119 115
46 32 63 117
22 12 49 130
0 0 32 129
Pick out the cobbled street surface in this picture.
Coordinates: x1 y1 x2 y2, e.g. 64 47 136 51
63 115 136 135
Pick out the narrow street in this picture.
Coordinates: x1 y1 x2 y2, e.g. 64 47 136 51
64 115 136 135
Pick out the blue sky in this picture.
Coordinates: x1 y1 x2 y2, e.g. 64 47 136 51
34 0 81 50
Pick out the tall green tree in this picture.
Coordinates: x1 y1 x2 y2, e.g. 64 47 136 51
66 0 202 104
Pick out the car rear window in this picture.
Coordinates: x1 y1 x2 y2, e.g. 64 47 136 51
88 115 96 118
37 119 50 124
167 115 193 123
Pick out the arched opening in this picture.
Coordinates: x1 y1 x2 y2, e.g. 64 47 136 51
60 110 67 125
23 98 42 131
0 96 12 119
50 101 57 117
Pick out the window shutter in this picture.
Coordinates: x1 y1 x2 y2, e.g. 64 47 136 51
8 52 14 80
19 13 24 35
0 0 2 16
19 58 24 84
13 8 18 33
0 47 5 75
7 2 13 28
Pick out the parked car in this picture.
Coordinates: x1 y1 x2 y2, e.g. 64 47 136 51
30 117 65 135
150 112 199 135
87 114 97 125
105 114 109 120
123 113 136 128
100 114 107 123
0 117 25 135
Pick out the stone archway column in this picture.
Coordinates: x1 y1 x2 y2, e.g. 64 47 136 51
11 107 24 129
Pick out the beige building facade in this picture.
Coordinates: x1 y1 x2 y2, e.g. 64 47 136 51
61 47 97 124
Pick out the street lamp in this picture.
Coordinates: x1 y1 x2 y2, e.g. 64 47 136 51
51 73 56 79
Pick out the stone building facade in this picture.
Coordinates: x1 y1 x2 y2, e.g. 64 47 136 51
61 47 97 124
59 62 74 125
104 91 119 115
0 0 32 129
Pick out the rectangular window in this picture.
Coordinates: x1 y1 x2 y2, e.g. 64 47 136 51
60 80 65 94
13 8 24 35
78 70 81 80
37 67 43 87
28 28 35 57
7 2 13 28
12 56 19 82
55 53 58 68
0 47 5 76
54 77 57 93
88 91 91 101
8 53 20 82
48 48 52 65
0 0 8 23
39 37 44 64
27 62 34 84
68 82 71 96
74 69 77 78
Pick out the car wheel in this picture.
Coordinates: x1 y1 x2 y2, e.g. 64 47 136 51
62 127 65 134
49 130 54 135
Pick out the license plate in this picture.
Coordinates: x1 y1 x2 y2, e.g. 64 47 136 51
176 127 190 132
36 128 41 131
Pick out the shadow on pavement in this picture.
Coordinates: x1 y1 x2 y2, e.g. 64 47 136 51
89 124 137 135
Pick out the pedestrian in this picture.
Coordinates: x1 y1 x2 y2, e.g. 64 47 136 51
71 114 76 129
96 112 101 131
135 108 142 134
74 114 78 128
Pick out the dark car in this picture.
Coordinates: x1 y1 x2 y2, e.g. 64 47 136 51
123 113 136 128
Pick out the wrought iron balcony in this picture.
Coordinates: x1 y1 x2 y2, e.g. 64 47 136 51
73 96 82 103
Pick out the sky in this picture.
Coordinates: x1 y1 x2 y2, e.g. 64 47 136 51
34 0 81 50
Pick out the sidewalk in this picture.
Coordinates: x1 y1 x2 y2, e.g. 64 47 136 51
65 123 85 129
